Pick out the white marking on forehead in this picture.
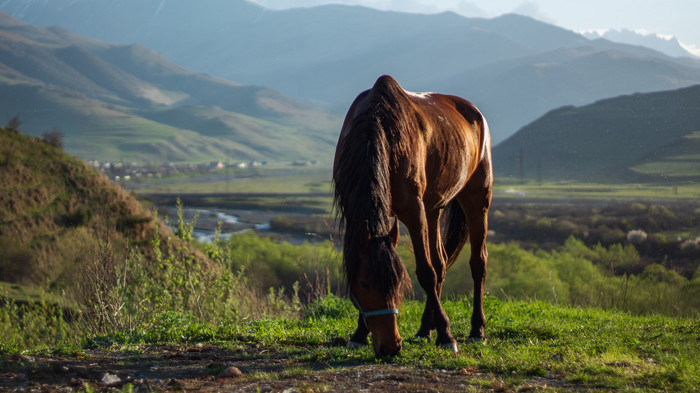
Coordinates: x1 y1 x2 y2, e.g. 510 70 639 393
405 90 433 99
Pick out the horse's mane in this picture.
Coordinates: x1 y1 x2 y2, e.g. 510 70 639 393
333 75 412 303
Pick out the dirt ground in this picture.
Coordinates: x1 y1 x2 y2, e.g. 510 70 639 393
0 344 580 392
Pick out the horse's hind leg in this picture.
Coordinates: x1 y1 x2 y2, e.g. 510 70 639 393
459 166 492 340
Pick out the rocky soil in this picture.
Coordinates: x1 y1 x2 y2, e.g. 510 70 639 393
0 344 577 392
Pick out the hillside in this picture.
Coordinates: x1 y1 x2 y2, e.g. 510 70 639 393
0 11 339 163
0 127 207 291
493 85 700 182
4 1 700 142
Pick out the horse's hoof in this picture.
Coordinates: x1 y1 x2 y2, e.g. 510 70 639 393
345 341 367 350
440 342 459 354
467 337 488 345
409 335 430 344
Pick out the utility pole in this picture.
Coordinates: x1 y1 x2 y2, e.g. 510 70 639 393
518 147 525 184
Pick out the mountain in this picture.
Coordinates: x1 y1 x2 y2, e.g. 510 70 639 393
0 11 339 163
3 0 700 143
582 29 700 59
492 85 700 182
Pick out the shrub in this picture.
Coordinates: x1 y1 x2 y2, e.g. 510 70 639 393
5 115 20 132
41 129 63 149
626 229 647 244
440 237 695 316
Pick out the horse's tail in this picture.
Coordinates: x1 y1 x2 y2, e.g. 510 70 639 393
442 199 469 269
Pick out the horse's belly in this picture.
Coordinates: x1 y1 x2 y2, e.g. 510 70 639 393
424 154 471 209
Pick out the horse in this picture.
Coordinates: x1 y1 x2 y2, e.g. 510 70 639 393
332 75 493 357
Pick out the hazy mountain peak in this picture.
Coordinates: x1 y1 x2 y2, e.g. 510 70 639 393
581 28 700 58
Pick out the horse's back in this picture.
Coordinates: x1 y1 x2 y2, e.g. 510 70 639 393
337 75 492 195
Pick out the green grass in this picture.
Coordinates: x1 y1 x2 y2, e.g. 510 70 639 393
0 282 73 307
132 164 700 201
630 131 700 178
3 293 697 390
64 296 698 392
494 179 700 201
133 171 332 195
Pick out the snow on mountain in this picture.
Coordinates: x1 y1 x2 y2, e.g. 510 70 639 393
582 28 700 58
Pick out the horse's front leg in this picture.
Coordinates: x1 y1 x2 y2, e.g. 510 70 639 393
346 314 370 348
415 210 448 341
403 201 457 352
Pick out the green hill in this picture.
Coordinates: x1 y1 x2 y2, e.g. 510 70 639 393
493 85 700 182
0 12 340 163
0 127 205 291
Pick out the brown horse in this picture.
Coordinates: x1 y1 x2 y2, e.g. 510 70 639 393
332 75 493 357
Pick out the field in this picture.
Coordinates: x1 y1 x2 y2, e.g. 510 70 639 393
127 165 700 204
2 296 698 392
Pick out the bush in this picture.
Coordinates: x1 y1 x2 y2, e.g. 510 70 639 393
0 235 39 284
439 237 695 316
41 129 63 148
203 231 342 303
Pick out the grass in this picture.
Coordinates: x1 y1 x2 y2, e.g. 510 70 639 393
129 161 700 201
630 131 700 178
494 179 700 201
57 295 697 392
132 171 332 195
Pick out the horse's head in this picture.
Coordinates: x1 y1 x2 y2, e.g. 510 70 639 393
350 218 409 357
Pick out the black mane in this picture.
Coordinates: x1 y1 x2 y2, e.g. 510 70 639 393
332 75 412 302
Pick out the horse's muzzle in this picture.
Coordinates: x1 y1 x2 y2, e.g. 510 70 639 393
375 338 402 357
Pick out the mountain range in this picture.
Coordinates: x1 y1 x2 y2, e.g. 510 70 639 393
493 85 700 182
0 11 339 163
581 29 699 59
3 0 700 143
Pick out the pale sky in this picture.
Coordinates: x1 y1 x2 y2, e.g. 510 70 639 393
249 0 700 55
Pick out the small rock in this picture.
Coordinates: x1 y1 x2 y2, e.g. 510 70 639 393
458 368 473 376
260 385 273 393
52 363 70 373
218 366 243 379
72 365 89 378
101 373 121 386
167 379 184 390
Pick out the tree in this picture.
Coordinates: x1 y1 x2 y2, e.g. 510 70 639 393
5 115 21 132
42 128 64 149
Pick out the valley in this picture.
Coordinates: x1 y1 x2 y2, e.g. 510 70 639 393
1 3 699 391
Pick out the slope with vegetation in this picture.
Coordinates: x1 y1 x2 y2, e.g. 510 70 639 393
493 84 700 182
0 11 339 163
0 126 235 319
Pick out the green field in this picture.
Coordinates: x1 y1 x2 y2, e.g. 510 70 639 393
2 295 698 392
129 165 700 203
493 179 700 201
132 170 332 195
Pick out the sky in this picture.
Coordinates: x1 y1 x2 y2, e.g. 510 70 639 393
249 0 700 55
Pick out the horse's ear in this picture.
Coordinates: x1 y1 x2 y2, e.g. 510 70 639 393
389 217 400 247
359 220 371 250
